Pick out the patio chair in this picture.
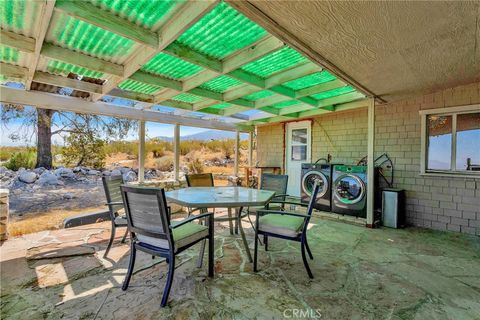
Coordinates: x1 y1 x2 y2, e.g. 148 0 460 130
120 185 214 307
254 183 320 279
102 175 129 258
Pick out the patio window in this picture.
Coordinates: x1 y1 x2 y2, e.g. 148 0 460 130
420 105 480 176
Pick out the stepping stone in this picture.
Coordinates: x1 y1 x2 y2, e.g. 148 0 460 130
26 242 95 260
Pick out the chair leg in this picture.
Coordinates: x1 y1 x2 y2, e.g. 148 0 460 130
208 218 215 278
122 244 136 290
121 228 128 243
103 223 116 258
161 254 175 307
264 235 268 251
301 239 314 279
305 236 313 260
197 239 206 268
254 230 259 272
234 209 239 234
227 208 234 235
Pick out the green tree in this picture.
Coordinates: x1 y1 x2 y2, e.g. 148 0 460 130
61 131 106 168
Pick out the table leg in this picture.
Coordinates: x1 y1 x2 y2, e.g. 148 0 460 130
237 207 252 262
227 208 234 235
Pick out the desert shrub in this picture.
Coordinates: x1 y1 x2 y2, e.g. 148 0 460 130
187 157 204 174
180 140 205 155
155 156 174 171
5 150 36 170
146 139 172 158
103 141 138 157
61 133 106 169
0 146 32 161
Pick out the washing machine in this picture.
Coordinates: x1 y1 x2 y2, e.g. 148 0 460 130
332 165 368 218
301 163 334 211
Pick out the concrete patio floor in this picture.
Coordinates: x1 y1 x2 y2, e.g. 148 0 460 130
1 214 479 320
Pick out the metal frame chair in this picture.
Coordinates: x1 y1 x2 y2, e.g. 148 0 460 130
102 175 128 258
120 185 214 307
254 183 320 279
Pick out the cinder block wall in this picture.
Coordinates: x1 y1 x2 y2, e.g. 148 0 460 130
256 82 480 235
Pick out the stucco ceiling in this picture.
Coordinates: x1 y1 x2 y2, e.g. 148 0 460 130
229 1 480 102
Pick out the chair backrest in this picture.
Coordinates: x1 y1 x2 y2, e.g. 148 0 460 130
186 173 214 187
261 173 288 199
303 182 321 230
102 175 124 215
120 186 173 248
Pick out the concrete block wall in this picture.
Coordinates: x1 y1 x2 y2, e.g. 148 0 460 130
255 82 480 235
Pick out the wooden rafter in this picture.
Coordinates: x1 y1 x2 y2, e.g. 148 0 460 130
0 30 35 53
25 0 56 90
96 0 219 102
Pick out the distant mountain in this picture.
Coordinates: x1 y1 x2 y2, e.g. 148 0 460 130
153 130 247 142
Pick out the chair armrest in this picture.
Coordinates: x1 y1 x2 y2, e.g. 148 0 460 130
105 201 123 206
171 213 212 229
270 196 306 207
256 209 310 219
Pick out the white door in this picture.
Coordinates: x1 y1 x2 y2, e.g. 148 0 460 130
286 121 311 196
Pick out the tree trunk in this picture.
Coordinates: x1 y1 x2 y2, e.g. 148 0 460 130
36 108 54 169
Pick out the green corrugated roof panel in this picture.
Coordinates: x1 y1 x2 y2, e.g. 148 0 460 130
242 90 275 101
46 60 105 78
282 71 337 90
119 79 162 94
0 0 40 36
209 102 232 110
240 47 308 79
0 46 19 64
172 93 204 104
142 52 203 80
89 0 180 29
48 13 135 61
272 100 301 109
176 2 266 59
311 86 355 101
199 75 243 93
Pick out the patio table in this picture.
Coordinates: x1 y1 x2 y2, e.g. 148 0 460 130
165 186 275 262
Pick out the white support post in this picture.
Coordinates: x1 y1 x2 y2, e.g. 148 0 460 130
234 130 240 177
366 98 375 227
248 131 254 167
174 123 180 181
138 120 146 183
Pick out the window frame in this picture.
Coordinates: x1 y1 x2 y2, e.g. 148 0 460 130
419 104 480 178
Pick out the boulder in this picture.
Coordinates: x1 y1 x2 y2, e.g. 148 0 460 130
120 167 131 174
123 171 137 182
63 193 74 200
33 167 46 175
54 167 75 179
102 170 111 176
87 169 99 175
37 171 62 186
18 171 38 184
110 169 122 176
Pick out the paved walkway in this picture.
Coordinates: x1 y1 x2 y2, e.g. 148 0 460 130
1 215 479 319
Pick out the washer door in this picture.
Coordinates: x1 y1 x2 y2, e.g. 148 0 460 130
302 171 328 198
333 174 365 204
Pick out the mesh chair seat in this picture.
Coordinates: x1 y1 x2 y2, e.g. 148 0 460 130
186 173 214 187
258 214 305 238
137 222 209 252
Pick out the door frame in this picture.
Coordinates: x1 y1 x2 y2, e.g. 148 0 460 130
285 120 312 194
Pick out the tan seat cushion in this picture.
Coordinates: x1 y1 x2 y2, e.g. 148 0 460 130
258 214 305 238
137 222 208 252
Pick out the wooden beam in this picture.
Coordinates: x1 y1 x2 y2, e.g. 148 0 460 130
102 88 154 103
295 79 345 98
264 62 320 88
0 30 35 53
25 0 55 90
164 42 223 72
98 0 218 101
317 92 365 108
33 71 103 94
161 100 194 111
54 0 158 48
130 71 182 91
366 98 375 226
234 130 240 176
174 123 180 180
223 84 258 101
223 36 284 72
254 95 290 108
0 86 246 131
41 43 124 77
0 62 28 80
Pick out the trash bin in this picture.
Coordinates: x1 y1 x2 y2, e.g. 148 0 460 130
382 188 405 228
